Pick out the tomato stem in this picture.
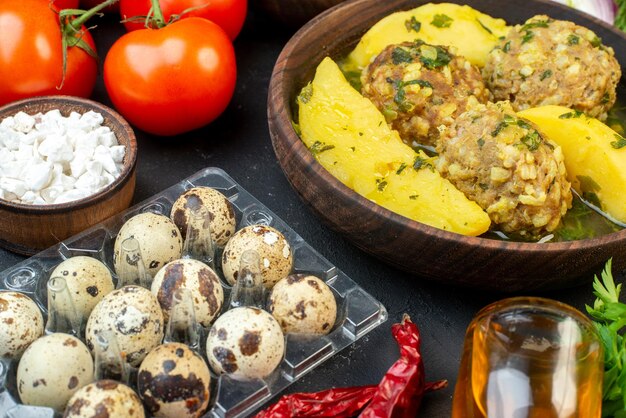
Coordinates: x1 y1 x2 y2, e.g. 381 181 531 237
149 0 167 28
67 0 119 30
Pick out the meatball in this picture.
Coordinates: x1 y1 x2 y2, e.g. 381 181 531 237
361 41 489 148
483 15 621 121
436 101 572 237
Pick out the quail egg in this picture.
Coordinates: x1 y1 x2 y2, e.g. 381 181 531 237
86 286 164 366
17 333 94 411
206 307 284 379
268 275 337 335
64 380 145 418
138 343 211 418
222 225 293 288
0 291 43 359
50 256 114 322
114 212 183 277
170 187 237 247
151 259 224 327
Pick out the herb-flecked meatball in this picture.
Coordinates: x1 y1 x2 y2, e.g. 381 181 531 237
436 101 572 237
361 40 489 148
483 15 621 121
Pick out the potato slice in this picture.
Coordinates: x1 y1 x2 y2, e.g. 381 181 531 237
345 3 509 70
519 105 626 223
297 57 490 236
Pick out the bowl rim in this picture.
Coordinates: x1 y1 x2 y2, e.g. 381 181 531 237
269 0 626 254
0 95 138 215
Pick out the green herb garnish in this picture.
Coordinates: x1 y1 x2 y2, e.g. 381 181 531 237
391 47 413 65
601 92 611 104
521 130 541 151
431 14 453 28
540 69 553 81
476 19 492 34
520 19 550 31
559 110 585 119
492 121 508 137
567 34 580 45
376 179 388 191
396 163 408 175
418 45 451 69
309 141 335 155
521 30 534 44
409 194 419 200
611 134 626 149
503 41 511 53
477 137 485 148
413 155 433 171
591 35 603 48
298 83 313 104
478 183 489 191
405 16 421 33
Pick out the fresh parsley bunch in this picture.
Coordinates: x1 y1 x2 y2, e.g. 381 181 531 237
586 259 626 417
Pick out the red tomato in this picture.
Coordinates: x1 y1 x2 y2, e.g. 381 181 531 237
120 0 246 40
79 0 119 13
52 0 80 9
0 0 98 106
104 17 236 136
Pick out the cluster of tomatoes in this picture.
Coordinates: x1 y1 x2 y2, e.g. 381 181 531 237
0 0 246 135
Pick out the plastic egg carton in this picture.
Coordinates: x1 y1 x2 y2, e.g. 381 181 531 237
0 167 388 418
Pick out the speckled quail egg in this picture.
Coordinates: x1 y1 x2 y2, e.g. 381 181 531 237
17 333 94 411
114 212 183 277
138 343 211 418
86 285 164 366
268 275 337 335
151 259 224 327
170 187 237 247
0 291 43 359
50 256 114 322
222 225 293 288
64 380 145 418
206 307 285 380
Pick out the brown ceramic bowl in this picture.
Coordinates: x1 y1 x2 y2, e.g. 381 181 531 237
252 0 348 28
0 96 137 255
268 0 626 291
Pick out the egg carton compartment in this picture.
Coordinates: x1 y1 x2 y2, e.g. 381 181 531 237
0 167 388 418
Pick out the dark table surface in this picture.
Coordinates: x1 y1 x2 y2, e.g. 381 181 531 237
0 5 616 416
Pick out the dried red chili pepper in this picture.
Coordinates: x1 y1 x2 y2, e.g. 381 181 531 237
254 385 378 418
254 314 445 418
359 314 424 418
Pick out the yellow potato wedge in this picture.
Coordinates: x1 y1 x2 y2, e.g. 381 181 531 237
297 57 491 236
344 3 509 71
519 105 626 223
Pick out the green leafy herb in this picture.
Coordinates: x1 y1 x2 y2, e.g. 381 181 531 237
521 30 534 44
309 141 335 155
559 110 585 119
503 41 511 53
540 69 553 81
376 179 388 191
350 146 356 152
521 130 541 151
342 70 363 92
298 83 313 104
409 194 419 200
590 35 603 48
567 34 580 45
616 0 626 32
601 92 611 104
611 134 626 149
391 47 414 65
492 121 509 137
476 19 492 34
431 14 453 28
517 119 532 129
520 19 550 31
418 45 451 69
585 259 626 415
413 155 433 171
478 183 489 191
405 16 421 32
477 137 485 148
396 163 408 175
382 106 398 122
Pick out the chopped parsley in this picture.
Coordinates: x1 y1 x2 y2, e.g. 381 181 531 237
396 163 408 175
476 19 492 34
479 183 489 191
391 47 414 65
591 36 602 48
520 19 550 31
350 146 356 152
376 179 388 191
418 45 451 69
540 69 553 81
521 30 535 44
503 41 511 53
611 134 626 149
413 155 433 171
431 14 453 28
492 121 508 137
405 16 421 33
521 130 541 151
558 110 584 119
517 119 532 129
309 141 335 155
601 92 611 104
477 137 485 148
567 34 580 45
409 194 419 200
298 84 313 103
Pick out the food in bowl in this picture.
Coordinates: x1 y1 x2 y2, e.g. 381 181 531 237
295 3 625 241
0 110 126 205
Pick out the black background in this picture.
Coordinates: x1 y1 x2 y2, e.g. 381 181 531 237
0 4 615 416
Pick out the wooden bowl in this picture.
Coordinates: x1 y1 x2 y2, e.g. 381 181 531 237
0 96 137 255
252 0 348 28
268 0 626 291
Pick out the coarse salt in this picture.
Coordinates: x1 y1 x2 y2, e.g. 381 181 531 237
0 110 126 205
